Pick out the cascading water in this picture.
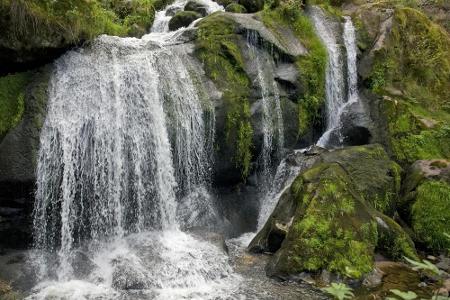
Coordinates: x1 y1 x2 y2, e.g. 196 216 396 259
343 16 359 105
310 7 346 147
246 31 284 188
310 8 362 148
28 1 243 299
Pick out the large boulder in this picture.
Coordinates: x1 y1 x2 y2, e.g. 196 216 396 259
184 1 208 16
249 145 416 279
169 11 202 31
400 160 450 251
225 3 247 13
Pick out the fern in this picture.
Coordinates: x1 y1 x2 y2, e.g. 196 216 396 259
322 282 354 300
404 256 442 276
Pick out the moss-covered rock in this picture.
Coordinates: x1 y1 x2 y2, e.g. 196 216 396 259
195 14 253 180
0 66 51 183
266 162 378 279
400 160 450 251
250 145 416 279
169 11 202 30
260 7 327 137
353 4 450 166
0 72 31 140
225 3 247 13
184 1 208 16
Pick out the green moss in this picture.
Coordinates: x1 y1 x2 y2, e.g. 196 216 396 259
261 8 327 136
225 3 247 13
195 14 253 178
411 180 450 250
0 0 174 46
282 163 377 278
366 7 450 165
0 72 32 139
376 213 418 260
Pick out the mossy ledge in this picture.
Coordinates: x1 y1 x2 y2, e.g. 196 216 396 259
195 13 253 179
260 6 327 137
0 72 32 140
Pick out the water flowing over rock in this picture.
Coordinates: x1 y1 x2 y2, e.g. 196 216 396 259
310 7 368 148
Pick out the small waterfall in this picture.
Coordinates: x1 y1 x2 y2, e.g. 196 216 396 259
310 8 363 148
310 7 346 147
256 156 302 229
343 16 359 105
246 31 284 185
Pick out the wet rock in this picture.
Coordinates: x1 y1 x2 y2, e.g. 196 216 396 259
184 1 208 16
399 160 450 251
250 145 415 279
225 3 247 13
169 11 202 31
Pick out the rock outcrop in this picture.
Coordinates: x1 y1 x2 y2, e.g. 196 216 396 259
249 145 416 279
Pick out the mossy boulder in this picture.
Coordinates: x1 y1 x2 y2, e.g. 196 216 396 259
0 72 31 140
238 0 264 13
225 3 247 13
0 66 51 183
184 1 208 16
169 11 202 31
353 4 450 166
400 160 450 251
249 145 416 279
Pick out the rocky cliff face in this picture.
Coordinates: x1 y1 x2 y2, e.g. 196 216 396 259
0 0 449 292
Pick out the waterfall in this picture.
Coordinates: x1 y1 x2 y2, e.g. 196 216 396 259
343 16 359 105
310 8 361 148
29 1 242 298
310 7 346 147
246 31 284 186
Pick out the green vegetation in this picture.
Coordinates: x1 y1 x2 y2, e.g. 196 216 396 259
411 180 450 250
0 72 31 139
387 289 418 300
275 162 378 278
0 0 174 47
195 14 253 178
322 282 354 300
367 7 450 165
261 7 327 136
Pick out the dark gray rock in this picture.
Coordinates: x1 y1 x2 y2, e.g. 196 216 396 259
0 67 51 183
169 11 202 31
238 0 264 13
184 1 208 16
225 3 247 13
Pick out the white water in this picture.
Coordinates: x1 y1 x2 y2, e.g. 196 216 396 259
310 8 361 148
29 1 242 298
246 31 284 196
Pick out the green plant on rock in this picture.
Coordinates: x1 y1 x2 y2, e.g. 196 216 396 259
261 8 327 136
195 14 253 178
322 282 354 300
0 72 31 139
411 180 450 250
404 257 442 276
387 289 418 300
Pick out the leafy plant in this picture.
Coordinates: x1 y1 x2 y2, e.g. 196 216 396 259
404 256 442 276
386 289 417 300
322 282 354 300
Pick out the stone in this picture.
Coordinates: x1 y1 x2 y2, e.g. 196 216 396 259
238 0 264 13
184 1 208 16
225 3 247 13
168 11 202 31
249 145 416 279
